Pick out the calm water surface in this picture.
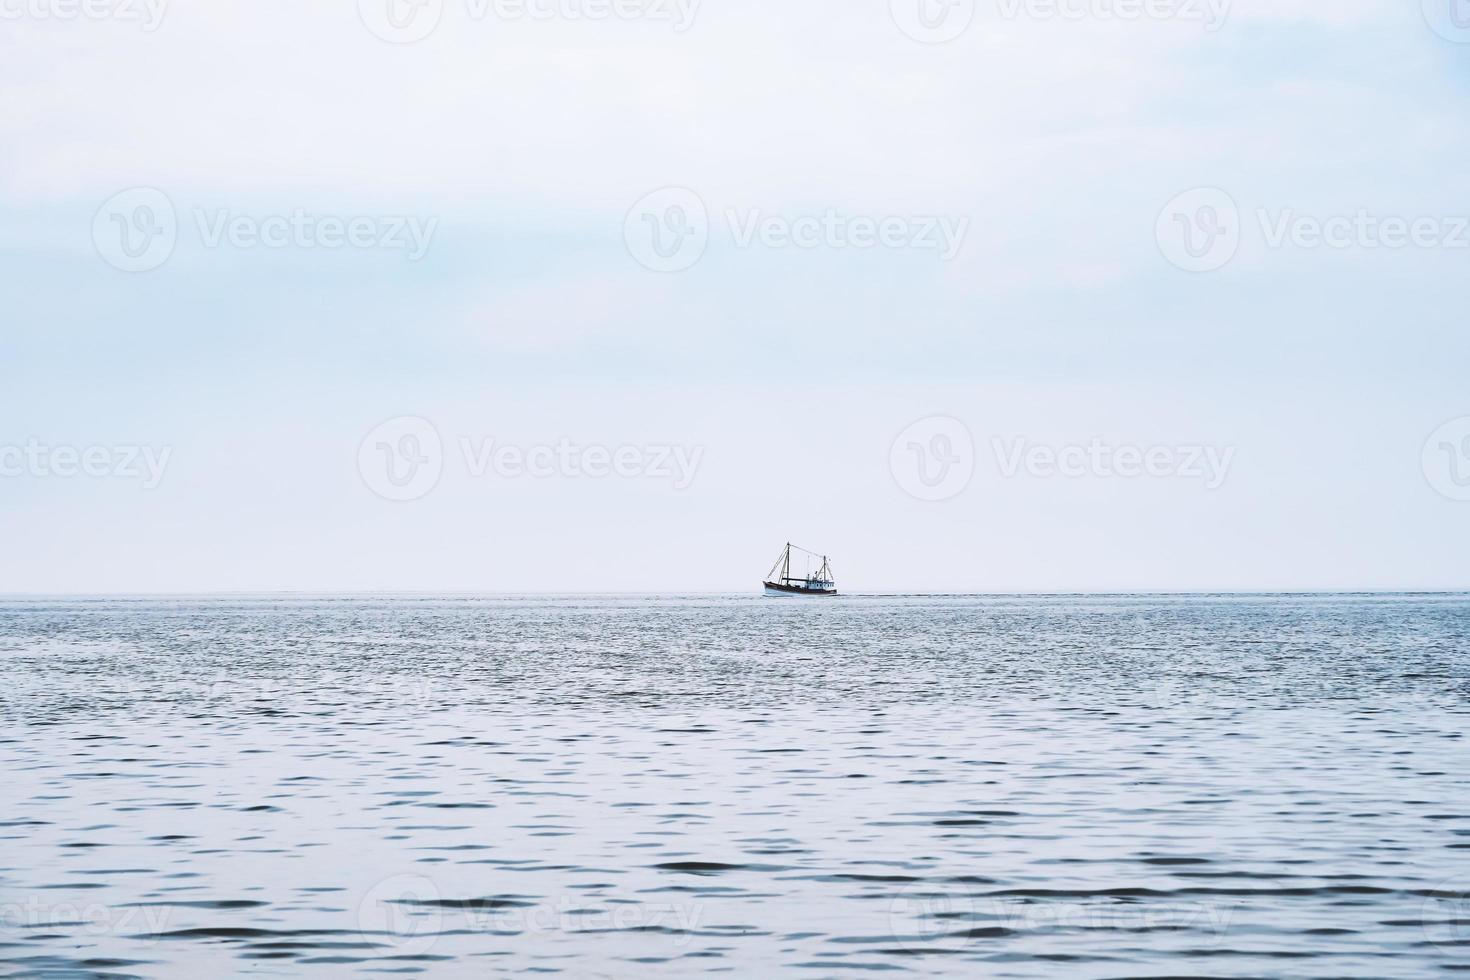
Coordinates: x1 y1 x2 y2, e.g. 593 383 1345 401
3 594 1469 977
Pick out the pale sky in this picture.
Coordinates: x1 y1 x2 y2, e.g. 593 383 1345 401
2 0 1468 592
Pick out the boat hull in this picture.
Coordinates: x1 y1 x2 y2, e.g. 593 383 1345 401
763 582 838 597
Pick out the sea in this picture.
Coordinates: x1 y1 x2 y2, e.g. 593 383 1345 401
2 594 1468 978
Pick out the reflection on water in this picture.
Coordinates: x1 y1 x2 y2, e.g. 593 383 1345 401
2 594 1469 977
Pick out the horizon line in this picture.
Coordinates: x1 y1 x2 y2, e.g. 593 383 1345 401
1 589 1467 600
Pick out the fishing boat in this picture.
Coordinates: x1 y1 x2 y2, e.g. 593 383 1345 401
762 543 838 597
